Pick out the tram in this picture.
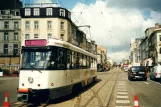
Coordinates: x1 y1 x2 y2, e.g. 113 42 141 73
17 38 97 103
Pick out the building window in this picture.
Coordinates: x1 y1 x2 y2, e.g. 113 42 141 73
34 21 39 29
46 8 52 16
47 21 52 29
34 34 39 38
68 12 71 19
4 33 9 40
160 35 161 41
25 21 30 29
16 11 20 16
34 8 40 16
160 48 161 54
60 9 65 17
4 44 8 55
4 21 9 29
25 8 31 16
14 33 18 40
14 21 19 29
60 22 64 29
48 33 52 40
13 44 18 55
25 34 30 39
60 34 64 40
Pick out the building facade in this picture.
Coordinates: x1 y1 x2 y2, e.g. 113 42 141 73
130 38 142 64
97 45 107 66
0 1 22 66
20 4 97 54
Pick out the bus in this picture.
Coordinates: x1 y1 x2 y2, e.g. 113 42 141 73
17 39 97 103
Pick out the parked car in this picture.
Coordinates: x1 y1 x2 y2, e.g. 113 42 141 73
0 68 3 76
124 67 129 72
150 65 161 81
128 66 148 81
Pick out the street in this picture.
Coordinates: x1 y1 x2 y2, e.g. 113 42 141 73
1 69 161 107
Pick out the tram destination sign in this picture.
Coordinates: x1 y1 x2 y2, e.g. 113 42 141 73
25 39 47 46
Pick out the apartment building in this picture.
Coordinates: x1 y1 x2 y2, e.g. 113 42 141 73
0 0 22 65
20 3 97 54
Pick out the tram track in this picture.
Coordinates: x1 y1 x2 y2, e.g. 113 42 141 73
11 69 120 107
79 70 119 107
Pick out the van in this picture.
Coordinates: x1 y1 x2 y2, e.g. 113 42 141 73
0 68 3 76
150 65 161 81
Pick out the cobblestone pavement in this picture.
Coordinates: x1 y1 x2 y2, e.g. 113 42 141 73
12 68 131 107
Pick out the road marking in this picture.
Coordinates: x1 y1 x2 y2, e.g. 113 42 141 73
144 82 149 84
117 92 128 95
116 100 130 104
149 80 161 86
117 96 128 98
116 106 131 107
117 90 127 92
118 86 126 89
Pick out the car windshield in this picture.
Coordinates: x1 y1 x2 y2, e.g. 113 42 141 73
131 67 146 72
21 49 52 69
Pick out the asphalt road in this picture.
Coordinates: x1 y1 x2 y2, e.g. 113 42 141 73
0 77 19 106
1 69 161 107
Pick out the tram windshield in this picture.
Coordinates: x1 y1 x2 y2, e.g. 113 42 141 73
21 48 52 69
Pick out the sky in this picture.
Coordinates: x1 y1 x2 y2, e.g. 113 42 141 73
22 0 161 63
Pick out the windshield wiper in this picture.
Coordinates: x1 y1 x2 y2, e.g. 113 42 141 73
29 65 42 73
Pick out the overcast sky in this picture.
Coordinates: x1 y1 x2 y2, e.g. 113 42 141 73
23 0 161 63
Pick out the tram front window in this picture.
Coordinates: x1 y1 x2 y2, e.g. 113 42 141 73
21 49 52 69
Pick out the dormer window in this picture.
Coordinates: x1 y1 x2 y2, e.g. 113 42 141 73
60 9 65 17
34 8 40 16
68 12 71 19
25 8 31 16
46 8 52 16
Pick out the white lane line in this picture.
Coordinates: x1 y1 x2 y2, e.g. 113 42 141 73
116 106 131 107
144 82 149 84
117 92 128 95
149 80 161 85
118 90 127 92
116 100 130 104
117 96 129 98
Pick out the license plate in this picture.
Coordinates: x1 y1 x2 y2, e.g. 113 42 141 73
139 72 144 74
135 76 139 78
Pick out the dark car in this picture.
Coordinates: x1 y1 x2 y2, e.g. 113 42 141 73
128 66 148 81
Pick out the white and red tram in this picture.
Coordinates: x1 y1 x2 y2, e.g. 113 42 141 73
17 39 97 103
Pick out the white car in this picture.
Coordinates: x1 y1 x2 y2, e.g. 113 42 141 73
150 65 161 81
124 67 129 72
0 68 3 76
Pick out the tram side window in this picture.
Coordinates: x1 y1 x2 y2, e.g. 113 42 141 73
76 53 80 69
91 58 93 68
71 52 77 69
67 50 72 69
79 53 83 69
87 56 90 68
94 59 97 68
57 48 66 70
82 55 87 68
